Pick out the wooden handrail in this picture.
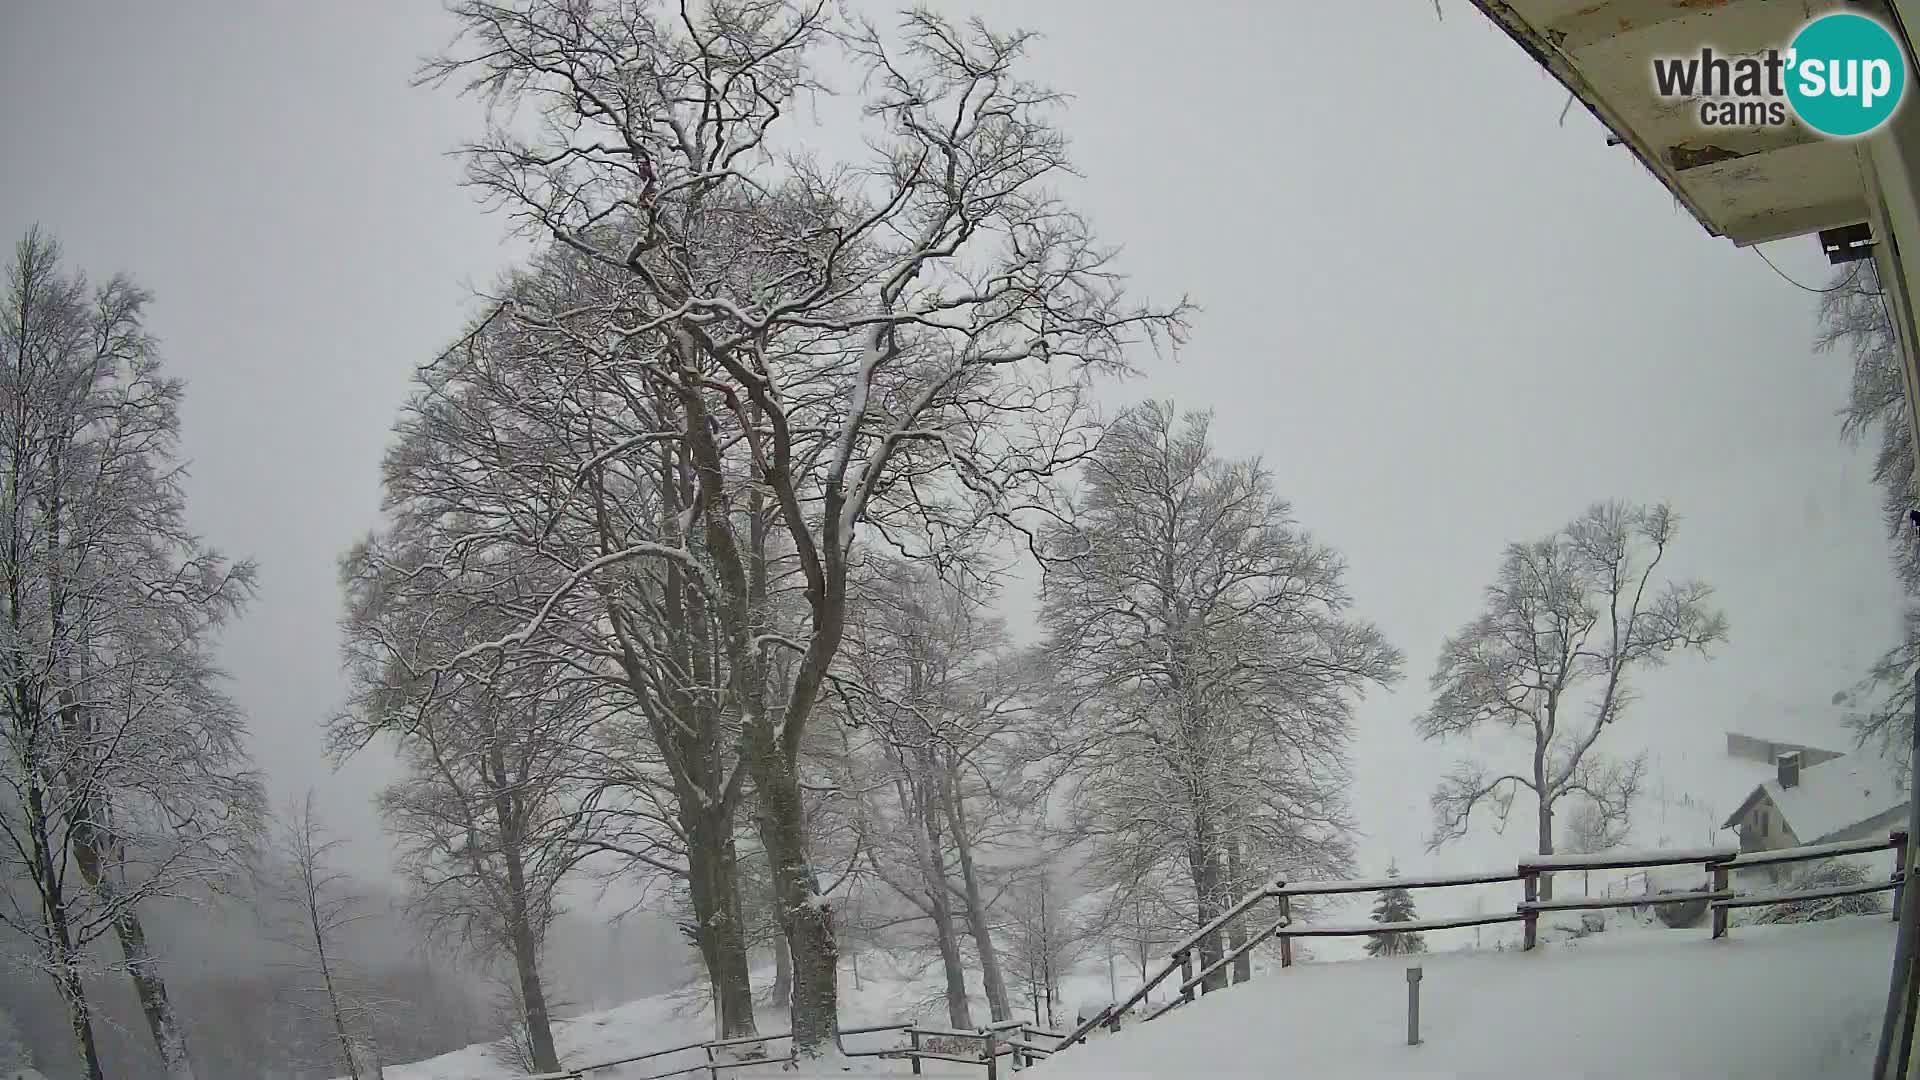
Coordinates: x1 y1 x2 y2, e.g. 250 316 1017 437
584 832 1912 1077
1714 873 1905 910
1275 910 1525 938
1519 889 1733 913
1519 846 1739 873
1179 912 1294 995
1274 869 1521 896
1724 832 1907 870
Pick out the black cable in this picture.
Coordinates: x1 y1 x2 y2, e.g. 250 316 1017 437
1752 246 1864 294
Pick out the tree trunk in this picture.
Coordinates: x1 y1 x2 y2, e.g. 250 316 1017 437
26 776 104 1080
928 897 972 1029
750 733 838 1055
1227 840 1251 984
313 896 363 1080
1534 740 1555 903
771 924 793 1008
686 820 757 1039
908 753 970 1029
490 744 560 1075
53 948 103 1080
113 902 196 1080
1536 791 1556 903
944 765 1011 1021
1189 813 1228 993
502 867 559 1074
70 821 196 1080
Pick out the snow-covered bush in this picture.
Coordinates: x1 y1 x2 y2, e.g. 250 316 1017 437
1653 887 1711 929
1752 862 1887 925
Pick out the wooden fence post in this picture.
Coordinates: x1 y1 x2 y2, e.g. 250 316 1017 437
1279 894 1294 968
983 1029 998 1080
1711 862 1730 939
1522 870 1538 951
908 1028 921 1076
704 1042 717 1080
1406 966 1423 1046
1179 950 1196 1003
1894 834 1907 921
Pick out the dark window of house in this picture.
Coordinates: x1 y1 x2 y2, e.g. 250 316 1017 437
1756 809 1768 835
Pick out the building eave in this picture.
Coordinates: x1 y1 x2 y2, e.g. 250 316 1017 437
1466 0 1873 247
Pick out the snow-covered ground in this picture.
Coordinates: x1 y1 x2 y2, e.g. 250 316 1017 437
365 950 1091 1080
1037 914 1897 1079
372 912 1897 1080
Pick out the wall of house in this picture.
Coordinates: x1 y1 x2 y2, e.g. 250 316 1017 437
1736 794 1797 851
1733 794 1797 884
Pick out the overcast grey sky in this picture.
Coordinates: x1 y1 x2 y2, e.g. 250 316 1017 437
0 0 1900 892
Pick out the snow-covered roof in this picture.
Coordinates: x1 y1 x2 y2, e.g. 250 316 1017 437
1467 1 1870 247
1724 756 1910 844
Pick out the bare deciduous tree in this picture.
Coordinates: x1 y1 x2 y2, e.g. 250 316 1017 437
1416 501 1727 898
831 560 1035 1027
0 228 262 1080
262 793 386 1080
1041 402 1400 993
335 549 599 1076
1002 865 1083 1029
418 0 1186 1052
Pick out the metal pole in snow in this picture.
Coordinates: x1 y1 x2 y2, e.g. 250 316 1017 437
1406 966 1423 1047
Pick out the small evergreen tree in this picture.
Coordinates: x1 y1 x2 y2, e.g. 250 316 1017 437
1365 863 1428 957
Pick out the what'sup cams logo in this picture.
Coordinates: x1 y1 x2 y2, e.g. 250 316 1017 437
1652 12 1909 138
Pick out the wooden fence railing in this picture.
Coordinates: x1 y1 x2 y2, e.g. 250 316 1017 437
1055 830 1910 1051
556 832 1909 1077
570 1015 1064 1079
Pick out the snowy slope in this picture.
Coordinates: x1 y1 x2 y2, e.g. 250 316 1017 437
373 913 1896 1080
1033 914 1896 1079
363 949 1098 1080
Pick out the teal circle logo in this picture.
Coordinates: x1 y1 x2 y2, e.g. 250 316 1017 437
1786 13 1907 137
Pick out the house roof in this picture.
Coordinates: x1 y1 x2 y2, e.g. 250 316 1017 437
1467 0 1874 247
1721 756 1910 843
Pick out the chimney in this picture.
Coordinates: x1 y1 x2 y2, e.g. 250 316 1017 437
1778 751 1802 789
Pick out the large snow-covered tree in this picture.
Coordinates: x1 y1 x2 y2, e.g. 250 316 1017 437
1363 863 1425 958
0 229 262 1080
831 559 1034 1026
1041 402 1401 994
1416 501 1726 898
418 0 1185 1051
335 547 600 1076
359 268 772 1041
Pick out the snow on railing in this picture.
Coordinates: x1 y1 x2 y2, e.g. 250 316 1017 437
572 1017 1062 1080
1052 830 1912 1054
1517 846 1739 872
1272 869 1520 895
560 832 1913 1077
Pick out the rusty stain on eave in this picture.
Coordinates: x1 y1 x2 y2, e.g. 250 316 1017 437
1465 0 1731 238
1667 144 1744 170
